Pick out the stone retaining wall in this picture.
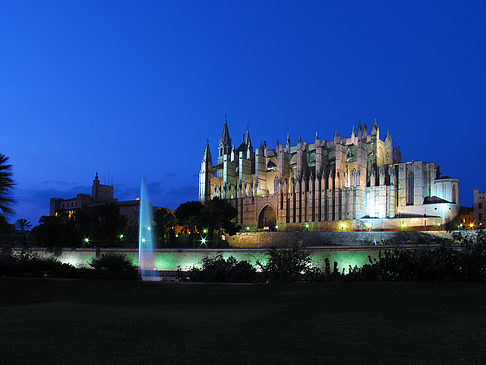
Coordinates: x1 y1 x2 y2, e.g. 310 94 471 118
226 230 453 248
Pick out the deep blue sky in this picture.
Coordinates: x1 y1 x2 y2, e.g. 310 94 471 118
1 1 485 225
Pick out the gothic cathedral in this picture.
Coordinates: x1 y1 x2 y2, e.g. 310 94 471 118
199 118 459 231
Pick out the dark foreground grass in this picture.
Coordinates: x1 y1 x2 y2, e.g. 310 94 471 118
1 279 486 365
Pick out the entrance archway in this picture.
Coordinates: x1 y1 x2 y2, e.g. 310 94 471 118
258 205 276 228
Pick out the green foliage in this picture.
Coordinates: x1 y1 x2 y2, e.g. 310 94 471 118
31 214 79 247
0 154 15 216
75 203 129 247
258 245 322 282
175 198 239 247
31 203 133 248
175 201 204 233
15 218 32 246
355 229 486 281
201 197 239 239
181 254 258 283
153 208 175 246
0 249 77 277
89 252 137 279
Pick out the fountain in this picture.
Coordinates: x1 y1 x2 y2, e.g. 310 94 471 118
138 177 157 281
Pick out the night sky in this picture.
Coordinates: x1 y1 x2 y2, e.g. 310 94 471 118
1 1 485 225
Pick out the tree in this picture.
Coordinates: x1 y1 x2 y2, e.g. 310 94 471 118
31 214 79 247
0 154 15 216
200 198 239 247
153 208 175 246
174 198 239 248
0 215 14 245
16 218 32 246
75 203 129 247
175 201 204 247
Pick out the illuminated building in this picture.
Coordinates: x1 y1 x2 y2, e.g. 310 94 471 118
199 118 460 231
50 173 151 225
457 206 474 229
473 189 486 227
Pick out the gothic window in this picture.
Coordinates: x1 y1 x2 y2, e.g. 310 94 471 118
407 172 414 205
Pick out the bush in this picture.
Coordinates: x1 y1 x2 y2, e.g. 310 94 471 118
89 253 137 279
258 245 324 282
354 229 486 281
0 250 77 278
181 254 258 283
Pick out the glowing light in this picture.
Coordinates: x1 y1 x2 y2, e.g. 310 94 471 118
275 225 279 230
365 222 372 230
84 237 89 243
147 227 151 231
201 238 206 244
142 238 146 243
470 223 474 228
305 224 309 228
246 226 250 231
119 234 124 239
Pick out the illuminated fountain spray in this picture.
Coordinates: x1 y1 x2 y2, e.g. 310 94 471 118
138 177 157 281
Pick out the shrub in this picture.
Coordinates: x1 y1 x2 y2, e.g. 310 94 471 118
182 254 258 283
258 245 323 282
0 250 77 278
89 253 137 279
354 229 486 281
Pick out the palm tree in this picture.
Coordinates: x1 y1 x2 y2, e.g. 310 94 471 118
16 218 32 246
0 154 15 216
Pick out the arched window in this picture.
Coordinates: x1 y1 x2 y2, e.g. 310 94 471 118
407 172 414 205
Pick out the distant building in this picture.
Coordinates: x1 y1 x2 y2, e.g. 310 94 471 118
457 206 474 229
473 189 486 227
199 118 460 231
50 173 153 225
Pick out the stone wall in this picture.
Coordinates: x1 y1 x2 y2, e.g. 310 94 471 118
17 246 439 274
226 230 452 248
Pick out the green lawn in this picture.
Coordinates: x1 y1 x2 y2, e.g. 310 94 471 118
1 278 486 364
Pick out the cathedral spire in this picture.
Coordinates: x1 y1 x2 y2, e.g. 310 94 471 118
385 129 392 143
219 118 231 148
245 128 252 149
351 125 356 138
202 139 212 163
315 131 319 141
371 119 379 136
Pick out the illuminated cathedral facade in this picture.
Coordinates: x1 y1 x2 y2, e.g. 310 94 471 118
199 119 460 231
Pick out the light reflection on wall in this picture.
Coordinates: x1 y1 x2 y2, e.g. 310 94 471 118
29 248 381 274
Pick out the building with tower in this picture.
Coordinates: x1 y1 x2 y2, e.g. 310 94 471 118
199 118 460 231
50 173 156 226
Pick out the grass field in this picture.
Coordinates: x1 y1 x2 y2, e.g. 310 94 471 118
1 278 486 364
